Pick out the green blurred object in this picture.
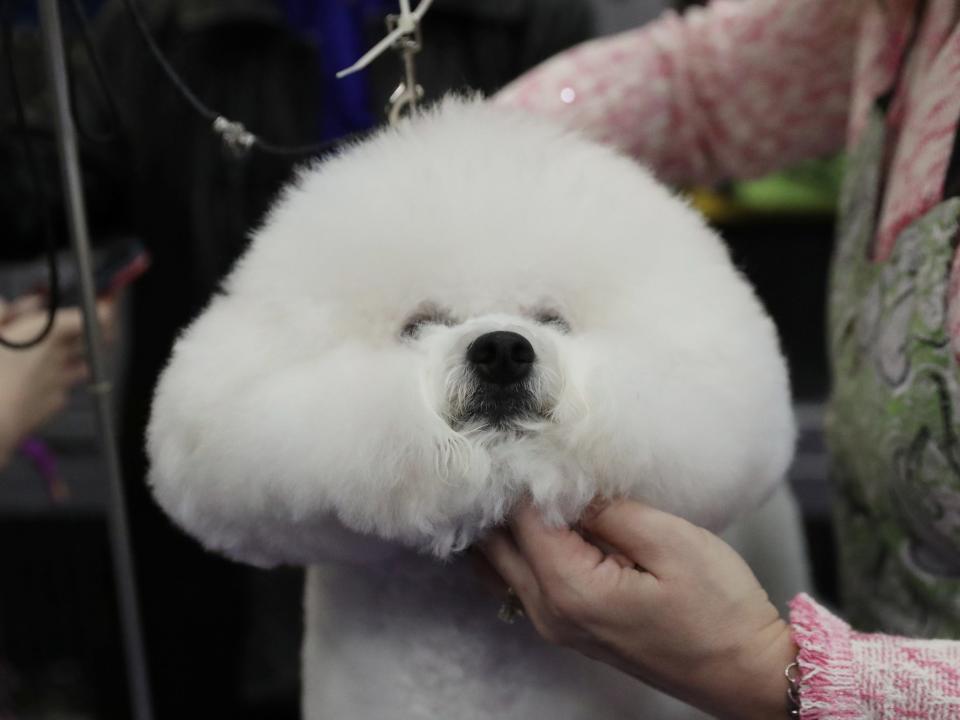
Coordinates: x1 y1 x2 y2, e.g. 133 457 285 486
689 155 846 223
735 155 846 213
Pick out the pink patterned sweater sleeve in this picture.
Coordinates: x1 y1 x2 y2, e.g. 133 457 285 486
789 593 960 719
495 0 862 186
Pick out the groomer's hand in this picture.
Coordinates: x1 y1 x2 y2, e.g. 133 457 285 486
0 297 114 468
481 500 797 720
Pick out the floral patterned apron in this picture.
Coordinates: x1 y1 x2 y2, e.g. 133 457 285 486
827 70 960 637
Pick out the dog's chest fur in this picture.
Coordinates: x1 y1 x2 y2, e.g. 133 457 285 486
300 553 712 720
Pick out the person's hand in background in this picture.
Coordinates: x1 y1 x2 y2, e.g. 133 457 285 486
482 499 797 720
0 297 115 468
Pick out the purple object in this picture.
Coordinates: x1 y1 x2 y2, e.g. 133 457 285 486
18 436 68 502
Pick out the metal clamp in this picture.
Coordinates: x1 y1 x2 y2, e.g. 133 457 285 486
385 13 425 125
336 0 433 126
212 116 255 157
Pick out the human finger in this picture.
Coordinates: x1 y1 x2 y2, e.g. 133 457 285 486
51 307 86 343
96 299 117 345
580 498 703 577
10 294 44 317
479 528 540 603
55 306 84 328
578 527 636 569
508 503 606 587
64 339 88 368
0 311 49 343
64 360 90 386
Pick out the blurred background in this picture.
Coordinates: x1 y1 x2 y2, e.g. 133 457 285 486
0 1 836 717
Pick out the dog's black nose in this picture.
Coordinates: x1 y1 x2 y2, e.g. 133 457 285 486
466 331 535 386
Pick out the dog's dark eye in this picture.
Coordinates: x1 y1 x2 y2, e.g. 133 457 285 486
400 309 455 338
533 310 571 333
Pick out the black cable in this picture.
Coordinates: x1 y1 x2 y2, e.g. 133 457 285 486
120 0 356 158
67 52 113 144
65 0 127 146
0 0 61 350
120 0 216 122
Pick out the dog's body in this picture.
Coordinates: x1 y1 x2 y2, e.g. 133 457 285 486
147 99 807 718
298 486 807 720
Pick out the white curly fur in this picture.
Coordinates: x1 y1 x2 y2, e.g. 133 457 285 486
147 97 795 566
145 97 808 720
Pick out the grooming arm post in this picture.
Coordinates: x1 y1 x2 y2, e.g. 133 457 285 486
37 1 154 718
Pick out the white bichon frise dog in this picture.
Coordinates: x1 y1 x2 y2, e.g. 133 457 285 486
147 98 806 719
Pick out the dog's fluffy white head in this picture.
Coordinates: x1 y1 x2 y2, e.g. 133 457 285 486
147 98 795 562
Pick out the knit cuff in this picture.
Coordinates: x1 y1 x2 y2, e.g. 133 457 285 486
788 593 862 719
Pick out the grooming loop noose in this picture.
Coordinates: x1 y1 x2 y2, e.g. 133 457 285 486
385 13 424 126
336 0 432 127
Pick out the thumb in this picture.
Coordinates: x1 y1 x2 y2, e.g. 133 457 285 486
10 294 45 317
581 498 703 577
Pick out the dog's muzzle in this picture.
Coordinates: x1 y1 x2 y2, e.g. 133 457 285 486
463 331 537 425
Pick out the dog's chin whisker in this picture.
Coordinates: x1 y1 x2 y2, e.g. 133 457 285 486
434 434 474 481
459 420 493 437
549 384 589 424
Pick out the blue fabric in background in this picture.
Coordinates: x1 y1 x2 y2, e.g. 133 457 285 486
17 0 384 140
280 0 392 140
14 0 105 25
